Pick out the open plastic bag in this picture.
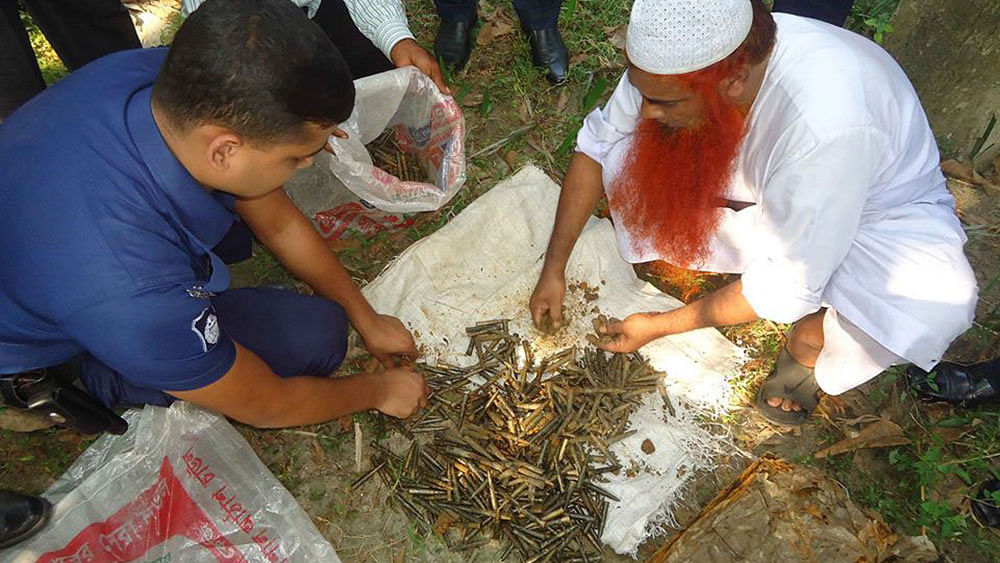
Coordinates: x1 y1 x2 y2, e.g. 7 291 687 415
328 66 466 214
284 151 417 240
2 403 339 562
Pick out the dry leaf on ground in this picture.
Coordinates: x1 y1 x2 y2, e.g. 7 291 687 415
478 11 514 46
603 24 627 49
648 456 937 562
502 150 519 172
941 159 976 183
0 408 54 433
814 419 910 458
556 89 570 113
335 415 353 433
310 438 326 464
931 425 973 443
461 91 484 107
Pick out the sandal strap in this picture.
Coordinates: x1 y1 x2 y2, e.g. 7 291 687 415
758 348 820 411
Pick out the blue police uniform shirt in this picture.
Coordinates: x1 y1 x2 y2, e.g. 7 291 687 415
0 48 238 392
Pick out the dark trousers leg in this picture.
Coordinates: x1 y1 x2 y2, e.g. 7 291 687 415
0 0 139 120
20 0 139 70
311 0 393 79
79 288 350 408
435 0 561 28
772 0 854 27
0 0 45 119
513 0 562 30
434 0 476 23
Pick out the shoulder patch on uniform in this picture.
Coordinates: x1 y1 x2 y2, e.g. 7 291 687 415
191 306 221 353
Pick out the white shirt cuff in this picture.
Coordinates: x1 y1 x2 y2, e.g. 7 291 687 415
372 23 415 61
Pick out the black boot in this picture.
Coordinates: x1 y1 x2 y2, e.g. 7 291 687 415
972 479 1000 528
905 358 1000 407
434 14 477 72
525 26 569 84
0 490 51 549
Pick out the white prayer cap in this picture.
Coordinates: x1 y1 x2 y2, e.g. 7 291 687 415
626 0 753 75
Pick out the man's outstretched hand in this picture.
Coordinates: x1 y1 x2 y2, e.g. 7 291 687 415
596 312 662 353
530 270 566 332
371 366 428 418
359 313 418 367
390 38 450 95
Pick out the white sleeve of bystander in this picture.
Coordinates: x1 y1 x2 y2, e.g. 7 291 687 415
340 0 415 60
181 0 415 61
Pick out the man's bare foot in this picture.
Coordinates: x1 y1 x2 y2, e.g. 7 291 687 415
766 396 802 412
768 310 825 414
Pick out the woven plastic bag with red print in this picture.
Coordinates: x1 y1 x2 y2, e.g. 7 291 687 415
2 402 339 563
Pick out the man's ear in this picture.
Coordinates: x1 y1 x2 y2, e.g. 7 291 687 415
720 65 751 101
205 129 244 171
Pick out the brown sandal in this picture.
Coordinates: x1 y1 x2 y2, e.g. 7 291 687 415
755 348 820 426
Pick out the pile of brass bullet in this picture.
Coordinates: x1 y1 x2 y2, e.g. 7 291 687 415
368 130 426 182
356 319 665 561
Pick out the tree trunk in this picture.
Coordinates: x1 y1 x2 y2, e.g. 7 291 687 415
884 0 1000 162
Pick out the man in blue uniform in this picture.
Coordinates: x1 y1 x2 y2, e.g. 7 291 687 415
0 0 428 429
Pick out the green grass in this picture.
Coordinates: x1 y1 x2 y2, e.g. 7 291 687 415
806 380 1000 557
20 13 68 85
846 0 901 43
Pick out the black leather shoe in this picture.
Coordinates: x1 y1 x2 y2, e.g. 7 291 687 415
0 490 52 549
526 27 569 84
905 358 1000 407
434 15 477 71
972 479 1000 528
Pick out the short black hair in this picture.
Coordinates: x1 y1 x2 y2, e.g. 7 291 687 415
152 0 354 143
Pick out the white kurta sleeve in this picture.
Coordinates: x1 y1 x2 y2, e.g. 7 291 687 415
341 0 415 60
741 127 888 323
575 71 642 164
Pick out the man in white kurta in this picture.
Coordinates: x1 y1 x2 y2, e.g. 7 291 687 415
529 0 977 424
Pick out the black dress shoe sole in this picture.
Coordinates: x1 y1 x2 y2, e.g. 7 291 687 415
545 73 568 85
0 496 52 549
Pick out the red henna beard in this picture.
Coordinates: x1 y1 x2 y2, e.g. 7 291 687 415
609 82 750 268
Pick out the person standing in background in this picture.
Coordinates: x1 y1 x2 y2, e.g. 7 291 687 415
0 0 140 120
433 0 569 84
183 0 450 92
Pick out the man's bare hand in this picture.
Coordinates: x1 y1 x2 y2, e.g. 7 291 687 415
530 269 566 331
390 38 450 94
372 367 428 418
359 314 418 367
597 312 662 353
